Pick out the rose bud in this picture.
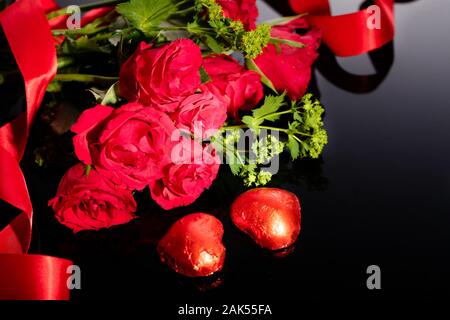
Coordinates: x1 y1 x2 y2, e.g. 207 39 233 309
157 213 226 277
119 39 202 112
149 138 220 210
231 188 301 250
171 85 228 139
202 54 263 119
48 164 137 232
253 18 321 101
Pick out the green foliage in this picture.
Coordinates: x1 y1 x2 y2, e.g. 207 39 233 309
220 92 328 186
46 80 62 93
286 94 328 159
242 92 286 132
88 82 120 106
269 37 305 49
85 165 92 176
252 92 286 121
101 82 120 105
287 135 300 160
199 66 211 83
60 35 112 54
245 59 277 92
117 0 177 36
203 34 224 53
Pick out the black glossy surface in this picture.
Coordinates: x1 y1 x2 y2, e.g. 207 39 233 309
4 0 450 300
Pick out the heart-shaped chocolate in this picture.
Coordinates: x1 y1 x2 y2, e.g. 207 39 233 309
157 213 226 277
231 188 301 250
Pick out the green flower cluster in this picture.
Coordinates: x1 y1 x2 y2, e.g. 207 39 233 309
252 135 285 165
195 0 271 58
239 24 271 59
220 92 328 186
239 165 273 187
289 94 328 159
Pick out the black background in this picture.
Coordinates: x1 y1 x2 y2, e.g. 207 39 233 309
2 0 450 301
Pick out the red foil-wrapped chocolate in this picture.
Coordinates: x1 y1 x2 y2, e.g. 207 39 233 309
157 213 226 277
231 188 301 250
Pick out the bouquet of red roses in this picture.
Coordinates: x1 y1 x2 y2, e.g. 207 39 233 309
2 0 326 233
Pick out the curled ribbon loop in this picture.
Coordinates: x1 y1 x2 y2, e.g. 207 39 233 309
289 0 395 57
0 0 71 300
0 0 57 254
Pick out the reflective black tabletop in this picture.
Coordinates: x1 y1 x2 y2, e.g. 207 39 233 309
6 0 450 300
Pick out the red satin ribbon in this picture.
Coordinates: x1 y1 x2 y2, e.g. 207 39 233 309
0 0 56 254
0 254 72 300
0 0 70 300
289 0 395 56
0 0 114 300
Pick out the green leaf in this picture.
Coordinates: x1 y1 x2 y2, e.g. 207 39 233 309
199 66 211 83
288 120 300 131
46 80 62 93
287 135 300 160
85 165 92 176
252 92 286 121
61 35 111 54
273 41 281 54
229 163 241 175
293 110 302 122
116 0 176 36
89 88 104 102
187 20 201 33
241 115 253 127
246 59 277 93
269 37 305 49
263 14 308 27
57 56 75 69
242 115 263 129
203 34 224 53
101 82 120 105
108 33 122 47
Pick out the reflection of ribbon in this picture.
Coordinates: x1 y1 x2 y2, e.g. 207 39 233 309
316 42 394 93
289 0 394 57
0 0 72 300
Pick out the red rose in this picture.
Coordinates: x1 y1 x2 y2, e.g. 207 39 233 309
203 54 263 119
119 39 202 112
48 164 137 232
254 18 321 100
149 138 220 210
171 85 228 139
71 103 176 191
217 0 259 31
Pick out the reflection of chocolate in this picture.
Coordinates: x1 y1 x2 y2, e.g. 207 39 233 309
177 274 224 292
231 188 301 251
272 245 296 258
157 213 226 277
